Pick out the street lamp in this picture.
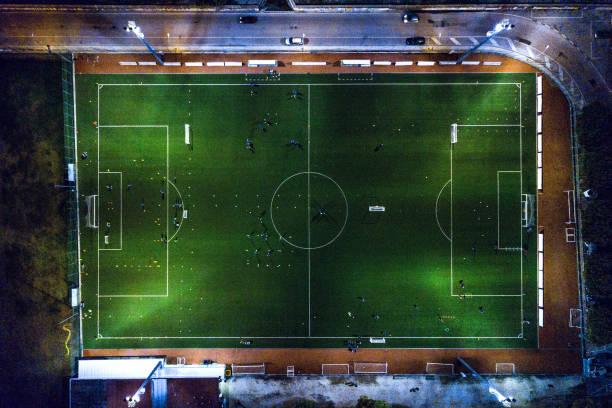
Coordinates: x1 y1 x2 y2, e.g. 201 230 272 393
457 19 513 64
125 21 164 65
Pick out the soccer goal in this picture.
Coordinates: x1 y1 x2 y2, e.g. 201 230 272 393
521 194 536 227
450 123 458 144
321 364 350 375
426 363 454 375
495 363 516 375
354 362 388 374
231 363 265 375
569 308 582 328
85 195 98 228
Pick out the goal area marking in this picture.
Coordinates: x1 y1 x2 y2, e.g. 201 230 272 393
322 364 350 375
354 362 388 374
495 362 516 375
426 362 454 375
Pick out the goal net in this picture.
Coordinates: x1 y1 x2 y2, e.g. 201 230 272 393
426 363 454 375
569 308 582 328
85 195 98 228
522 194 536 227
354 362 388 374
495 363 516 375
231 363 265 375
321 364 350 375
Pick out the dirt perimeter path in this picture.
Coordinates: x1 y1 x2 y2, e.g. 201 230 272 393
79 52 581 375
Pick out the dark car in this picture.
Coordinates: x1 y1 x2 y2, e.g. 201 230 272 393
239 16 257 24
402 12 419 23
594 30 611 39
406 37 426 46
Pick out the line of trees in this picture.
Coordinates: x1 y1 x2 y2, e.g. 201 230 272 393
577 102 612 346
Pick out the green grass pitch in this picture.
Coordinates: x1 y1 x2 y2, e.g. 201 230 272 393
75 72 538 349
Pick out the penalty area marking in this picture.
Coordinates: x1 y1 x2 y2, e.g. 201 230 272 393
96 123 170 338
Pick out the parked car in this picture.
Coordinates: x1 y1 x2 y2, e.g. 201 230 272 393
284 37 304 46
406 37 426 46
239 16 257 24
402 12 419 23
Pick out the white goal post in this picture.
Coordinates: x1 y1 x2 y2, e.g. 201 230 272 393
569 308 582 328
85 195 98 228
495 363 516 375
426 363 454 375
451 123 458 144
354 362 388 374
231 363 265 375
321 364 350 375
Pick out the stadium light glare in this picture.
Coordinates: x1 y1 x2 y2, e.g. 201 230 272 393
459 19 512 64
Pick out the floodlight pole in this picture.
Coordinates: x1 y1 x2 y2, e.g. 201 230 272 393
47 45 72 64
126 21 164 65
457 19 512 64
126 360 163 407
458 357 512 407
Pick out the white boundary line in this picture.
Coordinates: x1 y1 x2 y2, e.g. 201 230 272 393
520 84 524 339
90 80 532 341
100 82 522 87
307 84 311 337
95 335 523 339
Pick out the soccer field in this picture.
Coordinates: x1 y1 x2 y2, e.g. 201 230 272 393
76 72 538 349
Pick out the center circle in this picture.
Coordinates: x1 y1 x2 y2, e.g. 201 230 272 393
270 172 348 250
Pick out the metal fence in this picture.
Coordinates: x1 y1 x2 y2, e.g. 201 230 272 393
61 55 83 371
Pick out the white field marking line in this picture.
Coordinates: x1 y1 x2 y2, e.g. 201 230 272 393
520 84 524 339
451 294 522 297
307 84 311 337
100 82 522 87
167 180 185 242
94 82 528 340
97 126 169 300
497 171 522 248
98 335 523 339
435 179 452 242
73 58 85 351
166 126 169 296
456 124 521 127
97 83 100 337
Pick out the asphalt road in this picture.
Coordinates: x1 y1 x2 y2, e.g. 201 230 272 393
0 7 609 107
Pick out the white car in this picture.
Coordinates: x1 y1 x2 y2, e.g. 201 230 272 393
284 37 304 46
